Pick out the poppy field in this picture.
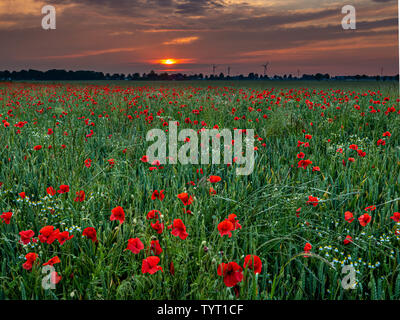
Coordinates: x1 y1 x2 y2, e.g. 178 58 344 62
0 80 399 300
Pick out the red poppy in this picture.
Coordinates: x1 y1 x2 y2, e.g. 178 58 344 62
23 252 38 271
208 175 221 183
125 238 144 254
151 220 164 234
377 139 385 146
297 152 305 159
0 211 13 224
110 206 125 224
39 225 60 244
177 192 193 206
51 271 62 284
150 240 163 255
344 211 354 223
306 196 319 207
218 220 234 238
108 159 115 168
140 155 149 163
227 214 242 230
147 209 161 220
57 185 70 194
141 256 163 274
82 227 98 242
390 212 400 222
209 187 216 195
57 231 74 245
358 213 371 226
46 186 56 196
33 145 42 151
43 256 61 266
19 230 35 245
343 235 353 245
171 219 188 240
349 144 358 150
84 158 92 168
304 243 312 252
298 159 313 169
151 190 165 201
74 190 85 202
217 262 243 287
243 255 262 274
19 192 26 199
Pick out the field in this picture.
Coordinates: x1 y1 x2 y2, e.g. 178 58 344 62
0 80 399 300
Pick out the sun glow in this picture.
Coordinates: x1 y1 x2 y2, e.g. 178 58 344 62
159 59 177 65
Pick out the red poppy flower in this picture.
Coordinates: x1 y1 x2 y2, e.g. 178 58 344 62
39 225 60 244
141 256 163 274
382 131 391 137
349 144 358 150
297 152 305 159
343 235 353 245
33 145 42 151
19 230 35 245
74 190 85 202
227 214 242 230
84 158 92 168
19 192 26 199
171 219 188 240
218 220 234 238
125 238 144 254
82 227 97 243
47 186 56 196
43 256 61 266
306 196 319 207
151 220 164 234
150 240 163 255
108 159 115 168
358 213 371 226
298 159 313 169
243 255 262 274
344 211 354 223
209 187 216 195
141 155 149 163
151 190 165 201
377 139 385 146
23 252 38 271
110 206 125 224
390 212 400 222
147 209 161 220
304 242 312 252
0 211 13 224
217 262 243 287
208 175 221 183
177 192 193 206
57 184 70 194
57 231 74 245
51 271 62 284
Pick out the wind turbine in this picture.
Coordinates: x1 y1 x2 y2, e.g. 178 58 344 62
212 64 218 76
261 62 270 77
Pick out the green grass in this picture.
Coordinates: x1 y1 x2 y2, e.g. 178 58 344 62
0 80 399 300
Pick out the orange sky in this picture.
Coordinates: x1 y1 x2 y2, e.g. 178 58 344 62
0 0 398 76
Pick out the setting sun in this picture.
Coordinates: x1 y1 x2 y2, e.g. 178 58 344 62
160 59 177 65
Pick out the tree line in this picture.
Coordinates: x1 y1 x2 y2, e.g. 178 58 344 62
0 69 398 81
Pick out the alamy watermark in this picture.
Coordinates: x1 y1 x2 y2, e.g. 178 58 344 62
145 121 255 175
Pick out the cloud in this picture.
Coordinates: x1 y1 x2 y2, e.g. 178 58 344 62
163 36 199 45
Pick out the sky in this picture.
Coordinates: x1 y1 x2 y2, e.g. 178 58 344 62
0 0 398 76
